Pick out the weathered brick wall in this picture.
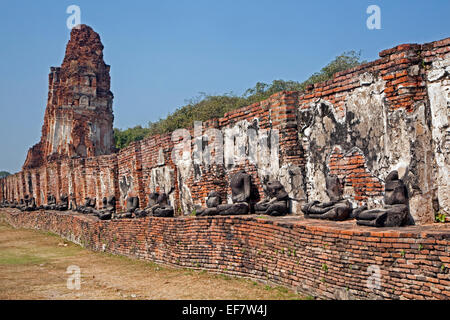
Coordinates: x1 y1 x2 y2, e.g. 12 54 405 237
3 173 23 204
38 166 47 205
328 146 383 202
1 209 448 300
297 37 450 224
1 37 449 226
140 132 178 211
46 161 61 202
84 158 100 207
59 160 71 200
111 90 304 215
423 39 450 218
117 142 145 211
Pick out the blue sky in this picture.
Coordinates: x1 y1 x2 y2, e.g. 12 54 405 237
0 0 449 173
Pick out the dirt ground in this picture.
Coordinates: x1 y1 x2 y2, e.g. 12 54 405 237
0 222 306 300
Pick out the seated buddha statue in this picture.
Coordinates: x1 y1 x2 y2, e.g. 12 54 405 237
355 171 411 227
94 196 116 220
255 180 290 216
115 196 139 219
302 175 353 221
196 191 222 216
215 170 251 216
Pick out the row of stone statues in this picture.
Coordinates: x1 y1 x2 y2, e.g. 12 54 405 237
118 193 175 219
1 170 289 218
301 171 411 227
0 169 410 227
0 191 175 221
0 194 69 212
73 196 116 220
73 192 175 220
195 174 290 217
0 196 38 211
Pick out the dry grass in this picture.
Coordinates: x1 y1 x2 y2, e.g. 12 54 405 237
0 223 306 300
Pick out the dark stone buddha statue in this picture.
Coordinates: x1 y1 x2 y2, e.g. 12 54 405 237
43 195 57 210
215 170 251 216
152 193 174 217
55 194 69 211
302 175 353 221
196 191 222 216
115 196 139 219
78 197 96 214
22 196 37 211
94 196 116 220
355 171 411 227
255 180 290 216
134 193 159 218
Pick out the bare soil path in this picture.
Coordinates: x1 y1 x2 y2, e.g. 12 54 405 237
0 223 305 300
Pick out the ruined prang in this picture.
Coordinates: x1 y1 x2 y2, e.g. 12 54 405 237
23 25 115 169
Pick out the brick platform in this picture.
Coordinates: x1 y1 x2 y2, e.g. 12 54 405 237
1 209 448 299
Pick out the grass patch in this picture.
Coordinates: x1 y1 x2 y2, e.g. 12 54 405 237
0 220 306 300
0 251 47 265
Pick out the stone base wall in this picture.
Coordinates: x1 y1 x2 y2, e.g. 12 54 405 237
2 209 449 300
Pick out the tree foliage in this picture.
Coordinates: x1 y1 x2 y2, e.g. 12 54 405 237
0 171 11 178
114 51 365 149
114 126 150 149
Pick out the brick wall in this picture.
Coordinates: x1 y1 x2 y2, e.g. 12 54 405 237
1 209 448 300
297 37 449 223
1 37 449 225
328 146 383 203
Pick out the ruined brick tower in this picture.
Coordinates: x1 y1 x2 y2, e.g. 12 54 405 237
23 25 115 169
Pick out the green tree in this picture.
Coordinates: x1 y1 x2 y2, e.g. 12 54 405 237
114 51 365 148
114 126 151 149
0 171 11 178
302 50 364 87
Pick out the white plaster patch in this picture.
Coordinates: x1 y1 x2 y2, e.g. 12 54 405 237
278 164 305 215
359 72 374 86
426 61 450 215
157 148 165 165
149 166 175 195
222 119 280 177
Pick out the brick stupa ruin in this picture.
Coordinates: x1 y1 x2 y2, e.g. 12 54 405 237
23 25 115 169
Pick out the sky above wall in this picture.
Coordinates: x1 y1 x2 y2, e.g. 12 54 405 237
0 0 449 173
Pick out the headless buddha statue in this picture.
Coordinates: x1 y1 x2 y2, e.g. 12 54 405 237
215 170 251 216
152 193 174 217
94 196 116 220
55 194 69 211
196 191 222 216
302 175 353 221
255 180 290 216
354 171 411 227
134 193 159 218
43 195 57 210
23 196 37 211
115 196 139 219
